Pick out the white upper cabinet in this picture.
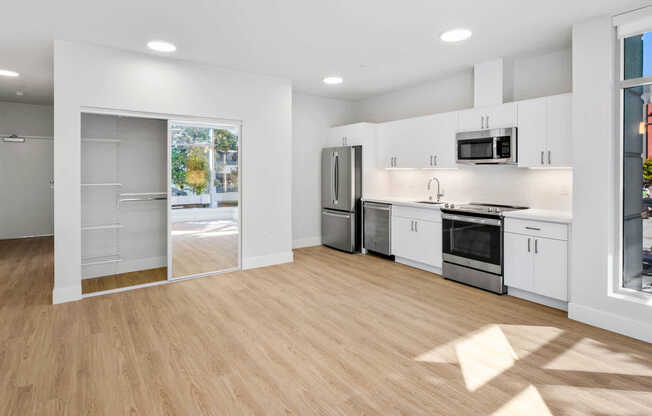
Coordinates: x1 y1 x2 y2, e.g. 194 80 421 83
328 123 378 196
458 103 516 132
377 112 458 169
546 94 572 167
517 97 548 167
416 112 458 169
517 93 572 168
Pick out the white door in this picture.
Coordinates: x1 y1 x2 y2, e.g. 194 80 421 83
546 94 572 167
533 237 568 301
458 108 486 131
485 103 516 129
434 112 459 168
414 219 442 267
391 216 417 258
168 120 242 280
517 97 548 167
504 232 534 292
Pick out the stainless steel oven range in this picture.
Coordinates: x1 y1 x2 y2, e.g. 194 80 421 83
441 202 527 294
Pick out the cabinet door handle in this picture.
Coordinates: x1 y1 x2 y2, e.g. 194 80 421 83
486 115 490 128
548 150 551 165
430 155 433 166
481 116 485 129
534 239 538 254
414 221 418 232
410 220 414 232
540 151 544 165
434 155 438 166
527 238 531 253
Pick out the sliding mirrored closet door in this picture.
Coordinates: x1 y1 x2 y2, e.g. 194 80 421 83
168 121 241 279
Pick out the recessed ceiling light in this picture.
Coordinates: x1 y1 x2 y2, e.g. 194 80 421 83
440 29 472 43
16 90 24 96
323 76 343 85
0 69 20 77
147 41 176 53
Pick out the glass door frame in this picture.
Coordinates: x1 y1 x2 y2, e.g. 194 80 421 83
167 119 242 281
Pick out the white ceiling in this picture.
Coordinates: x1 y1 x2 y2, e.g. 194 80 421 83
0 0 644 105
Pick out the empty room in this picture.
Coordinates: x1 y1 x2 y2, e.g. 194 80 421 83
2 1 652 414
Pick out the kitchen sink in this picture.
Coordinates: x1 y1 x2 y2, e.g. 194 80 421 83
414 201 444 205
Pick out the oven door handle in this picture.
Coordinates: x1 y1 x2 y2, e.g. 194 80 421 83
441 213 502 226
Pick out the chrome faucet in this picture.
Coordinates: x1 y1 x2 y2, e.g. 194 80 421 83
427 177 444 203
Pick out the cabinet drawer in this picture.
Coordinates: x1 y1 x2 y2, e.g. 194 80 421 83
504 218 567 241
393 205 442 223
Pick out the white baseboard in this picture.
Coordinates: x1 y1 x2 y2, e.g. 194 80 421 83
508 287 568 311
82 256 167 279
243 251 294 270
395 257 442 275
0 233 54 241
52 284 82 304
569 302 652 344
293 237 321 249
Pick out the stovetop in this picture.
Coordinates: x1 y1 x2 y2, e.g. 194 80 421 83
441 202 529 216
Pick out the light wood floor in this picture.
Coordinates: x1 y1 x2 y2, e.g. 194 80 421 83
2 237 652 415
81 267 167 294
171 219 238 277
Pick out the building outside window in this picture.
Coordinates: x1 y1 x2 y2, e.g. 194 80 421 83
622 32 652 292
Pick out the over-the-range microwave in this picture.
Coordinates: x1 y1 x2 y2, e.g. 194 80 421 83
455 127 517 165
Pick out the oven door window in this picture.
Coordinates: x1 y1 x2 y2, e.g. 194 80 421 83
443 218 501 266
458 139 493 160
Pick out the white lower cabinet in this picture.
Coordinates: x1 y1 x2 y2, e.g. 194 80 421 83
392 207 442 268
504 219 568 302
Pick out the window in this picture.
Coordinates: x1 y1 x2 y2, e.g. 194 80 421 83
621 32 652 292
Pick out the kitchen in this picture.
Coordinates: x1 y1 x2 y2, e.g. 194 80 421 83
320 58 573 311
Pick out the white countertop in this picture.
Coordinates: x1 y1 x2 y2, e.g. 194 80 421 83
501 209 572 224
363 197 572 223
363 197 450 210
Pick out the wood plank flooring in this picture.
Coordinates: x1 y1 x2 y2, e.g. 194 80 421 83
171 219 238 277
2 236 652 415
81 267 167 294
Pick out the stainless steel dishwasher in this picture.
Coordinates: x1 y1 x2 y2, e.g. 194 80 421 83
363 202 392 256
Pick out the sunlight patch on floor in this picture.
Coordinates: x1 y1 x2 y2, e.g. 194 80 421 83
537 385 652 415
544 338 652 376
456 325 518 391
499 325 564 359
491 385 552 416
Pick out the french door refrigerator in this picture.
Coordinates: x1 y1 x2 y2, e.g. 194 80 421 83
321 146 362 252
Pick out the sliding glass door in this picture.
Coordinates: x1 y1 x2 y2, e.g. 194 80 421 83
167 121 240 279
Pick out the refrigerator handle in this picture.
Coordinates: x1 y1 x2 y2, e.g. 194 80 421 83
330 152 335 204
334 152 339 204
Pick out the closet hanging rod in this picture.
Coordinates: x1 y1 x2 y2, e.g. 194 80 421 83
118 196 167 207
119 192 167 197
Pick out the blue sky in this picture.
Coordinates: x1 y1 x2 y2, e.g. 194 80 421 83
644 32 652 76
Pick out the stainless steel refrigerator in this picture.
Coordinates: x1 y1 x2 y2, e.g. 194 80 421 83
321 146 362 253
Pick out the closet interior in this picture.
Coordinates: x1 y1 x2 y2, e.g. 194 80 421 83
80 113 241 295
81 113 168 293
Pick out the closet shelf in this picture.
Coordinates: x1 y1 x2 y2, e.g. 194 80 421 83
82 224 124 231
82 138 121 143
81 183 122 187
82 255 121 266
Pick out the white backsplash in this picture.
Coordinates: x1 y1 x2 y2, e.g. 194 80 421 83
378 166 572 211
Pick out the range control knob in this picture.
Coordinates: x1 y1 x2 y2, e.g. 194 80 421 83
495 208 501 213
450 204 455 209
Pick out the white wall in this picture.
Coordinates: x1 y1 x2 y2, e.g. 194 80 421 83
385 167 572 211
292 93 354 248
0 101 54 239
353 71 474 123
53 41 293 303
512 49 573 101
353 49 572 123
569 16 652 343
